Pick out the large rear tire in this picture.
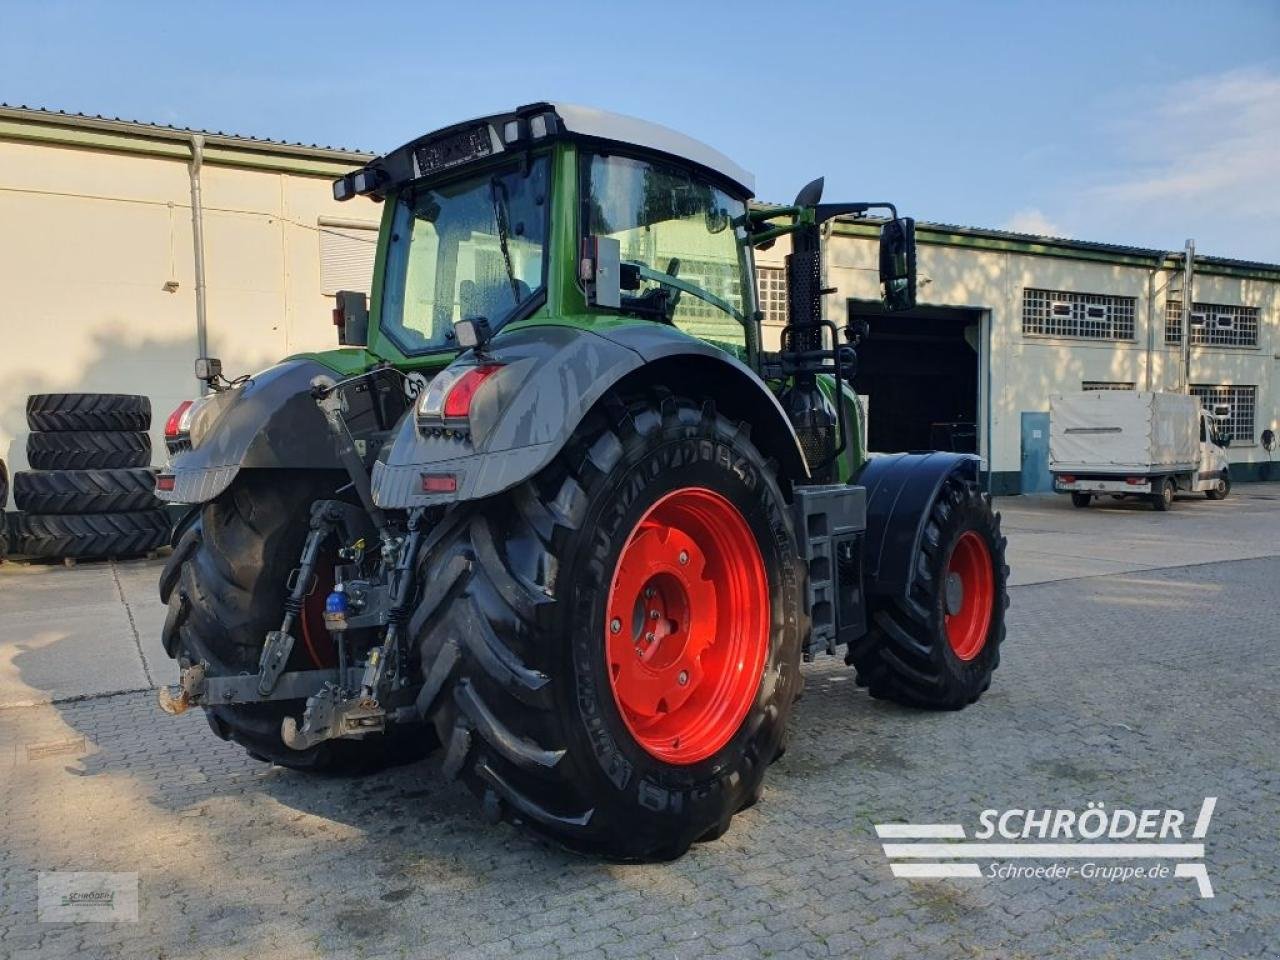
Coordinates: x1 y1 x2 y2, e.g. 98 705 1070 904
848 476 1008 709
14 468 159 514
411 393 804 859
11 510 169 559
27 393 151 432
159 471 429 773
27 430 150 470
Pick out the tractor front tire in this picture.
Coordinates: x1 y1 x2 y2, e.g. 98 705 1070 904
159 471 428 773
411 393 804 859
848 476 1008 709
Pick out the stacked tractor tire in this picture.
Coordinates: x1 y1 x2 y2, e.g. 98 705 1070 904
7 394 169 561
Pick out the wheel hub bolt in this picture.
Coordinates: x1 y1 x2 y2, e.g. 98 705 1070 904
644 588 655 599
650 609 660 619
677 670 689 686
610 618 621 634
678 550 689 566
645 632 656 644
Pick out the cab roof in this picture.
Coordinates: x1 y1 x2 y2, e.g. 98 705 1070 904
339 102 755 201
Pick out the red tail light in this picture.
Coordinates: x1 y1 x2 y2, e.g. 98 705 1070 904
165 400 195 439
1057 474 1076 484
442 365 502 420
1125 476 1145 486
156 474 176 492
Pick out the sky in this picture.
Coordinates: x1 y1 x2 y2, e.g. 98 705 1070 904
2 0 1278 262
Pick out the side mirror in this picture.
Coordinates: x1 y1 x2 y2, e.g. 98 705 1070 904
581 235 621 309
334 290 369 346
879 217 917 312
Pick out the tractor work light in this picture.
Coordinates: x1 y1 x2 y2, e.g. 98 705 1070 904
416 363 503 432
332 174 356 202
452 316 493 350
351 168 385 195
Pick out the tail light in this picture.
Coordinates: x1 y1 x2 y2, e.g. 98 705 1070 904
417 364 503 433
1057 474 1076 485
1125 476 1146 486
165 400 195 440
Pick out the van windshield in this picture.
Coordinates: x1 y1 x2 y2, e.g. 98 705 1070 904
380 155 551 355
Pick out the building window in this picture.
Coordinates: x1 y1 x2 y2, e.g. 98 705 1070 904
1165 301 1259 348
757 266 788 326
1082 380 1136 391
1190 384 1257 444
1022 288 1136 340
319 223 378 295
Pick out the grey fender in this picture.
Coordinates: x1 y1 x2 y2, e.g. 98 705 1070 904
372 324 808 508
856 451 982 600
156 359 345 504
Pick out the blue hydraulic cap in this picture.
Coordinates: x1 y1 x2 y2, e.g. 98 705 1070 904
323 589 349 631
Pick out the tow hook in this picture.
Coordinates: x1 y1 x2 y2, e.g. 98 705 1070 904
157 663 207 715
280 684 386 750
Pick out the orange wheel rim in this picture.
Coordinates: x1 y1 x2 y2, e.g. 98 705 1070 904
604 488 770 764
943 530 994 661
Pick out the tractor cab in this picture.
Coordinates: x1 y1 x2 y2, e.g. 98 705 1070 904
332 102 918 484
332 103 762 366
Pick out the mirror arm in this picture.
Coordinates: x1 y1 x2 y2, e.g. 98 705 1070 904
814 201 898 224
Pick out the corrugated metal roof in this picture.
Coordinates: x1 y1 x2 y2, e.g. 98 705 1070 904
909 219 1280 273
0 103 375 160
4 104 1276 272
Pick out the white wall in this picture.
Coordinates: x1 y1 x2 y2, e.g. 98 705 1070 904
0 136 379 491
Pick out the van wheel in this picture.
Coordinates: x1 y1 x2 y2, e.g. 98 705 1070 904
1205 471 1231 501
1151 478 1175 511
1070 492 1091 508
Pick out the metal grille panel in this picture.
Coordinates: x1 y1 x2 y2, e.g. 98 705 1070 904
1082 381 1136 391
1022 288 1136 340
1190 384 1257 444
1165 301 1259 348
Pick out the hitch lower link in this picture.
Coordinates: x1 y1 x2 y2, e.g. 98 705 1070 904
159 508 426 753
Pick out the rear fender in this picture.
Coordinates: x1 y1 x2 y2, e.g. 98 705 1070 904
372 324 808 508
157 359 384 504
856 452 981 600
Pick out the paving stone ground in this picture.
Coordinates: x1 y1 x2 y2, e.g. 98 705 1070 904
1 519 1277 958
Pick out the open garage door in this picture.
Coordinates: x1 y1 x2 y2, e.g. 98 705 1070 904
847 300 983 455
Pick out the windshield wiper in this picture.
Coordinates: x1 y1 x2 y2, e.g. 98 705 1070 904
489 177 522 305
624 261 744 322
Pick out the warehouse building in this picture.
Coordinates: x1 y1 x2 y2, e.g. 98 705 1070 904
756 223 1280 491
1 105 1276 492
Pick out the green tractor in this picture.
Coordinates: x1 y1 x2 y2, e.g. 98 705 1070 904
156 103 1008 859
